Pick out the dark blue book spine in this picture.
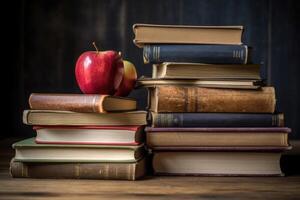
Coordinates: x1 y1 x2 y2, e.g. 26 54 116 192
143 44 248 64
152 113 283 127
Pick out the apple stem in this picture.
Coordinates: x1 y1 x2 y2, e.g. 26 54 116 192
92 42 99 53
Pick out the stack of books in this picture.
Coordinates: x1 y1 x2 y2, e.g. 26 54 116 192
10 94 147 180
134 23 291 176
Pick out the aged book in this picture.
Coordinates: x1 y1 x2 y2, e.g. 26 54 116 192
29 93 136 113
149 86 276 113
144 45 248 64
150 113 284 127
10 158 146 180
23 110 147 126
137 77 263 90
133 24 243 47
34 126 144 145
13 138 144 163
152 151 284 176
152 62 259 79
146 127 291 147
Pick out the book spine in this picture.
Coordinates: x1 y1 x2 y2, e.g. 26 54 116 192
143 44 248 64
153 86 276 113
29 93 106 113
151 113 284 127
10 159 142 180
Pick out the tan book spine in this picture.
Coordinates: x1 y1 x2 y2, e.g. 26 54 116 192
152 86 276 113
10 158 146 180
29 93 107 113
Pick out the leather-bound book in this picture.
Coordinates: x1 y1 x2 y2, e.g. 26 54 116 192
29 93 136 113
149 86 276 113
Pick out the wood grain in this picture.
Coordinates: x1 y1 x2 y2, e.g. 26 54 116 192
1 139 300 200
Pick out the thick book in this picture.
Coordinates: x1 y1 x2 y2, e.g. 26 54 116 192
152 151 284 176
23 110 147 126
29 93 136 113
146 127 291 147
149 86 276 113
133 24 243 47
12 138 144 163
152 62 259 79
143 45 248 64
137 77 263 90
10 158 146 180
34 126 144 145
150 113 284 127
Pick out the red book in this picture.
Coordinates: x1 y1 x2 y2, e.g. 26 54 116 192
34 126 144 145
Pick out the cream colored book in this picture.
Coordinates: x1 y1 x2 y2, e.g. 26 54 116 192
133 24 243 48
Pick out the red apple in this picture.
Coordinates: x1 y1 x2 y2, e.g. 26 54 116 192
115 60 137 96
75 43 124 94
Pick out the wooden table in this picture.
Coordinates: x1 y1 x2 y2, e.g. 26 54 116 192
1 138 300 200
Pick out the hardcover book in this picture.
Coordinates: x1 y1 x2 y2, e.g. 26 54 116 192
152 151 284 176
146 127 291 147
34 126 144 145
152 62 259 79
143 45 249 64
137 77 263 89
23 110 147 126
150 113 284 127
133 24 243 47
29 93 137 113
149 86 276 113
12 138 144 163
10 158 146 180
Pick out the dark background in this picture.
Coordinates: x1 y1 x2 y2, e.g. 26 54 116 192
4 0 300 139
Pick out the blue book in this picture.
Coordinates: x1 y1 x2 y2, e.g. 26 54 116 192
150 113 284 127
143 44 249 64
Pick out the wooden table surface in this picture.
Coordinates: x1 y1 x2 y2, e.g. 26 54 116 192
1 138 300 200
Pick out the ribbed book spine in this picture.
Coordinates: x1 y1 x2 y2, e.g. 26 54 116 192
10 159 145 180
151 86 276 113
143 44 248 64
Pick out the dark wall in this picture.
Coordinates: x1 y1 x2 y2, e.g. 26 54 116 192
7 0 300 138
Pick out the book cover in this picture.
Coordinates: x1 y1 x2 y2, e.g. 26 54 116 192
150 113 284 127
146 127 291 148
34 125 144 145
10 158 146 180
143 44 248 64
23 110 147 126
152 62 259 79
149 86 276 113
133 24 243 47
12 138 145 163
29 93 137 113
136 77 263 90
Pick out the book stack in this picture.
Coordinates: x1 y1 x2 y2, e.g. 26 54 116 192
134 24 291 176
11 94 147 180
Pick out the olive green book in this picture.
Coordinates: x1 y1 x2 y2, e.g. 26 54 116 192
12 138 145 163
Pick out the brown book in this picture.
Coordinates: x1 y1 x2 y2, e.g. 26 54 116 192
149 86 276 113
146 127 290 148
29 93 137 113
133 24 243 48
152 151 284 176
10 158 146 180
23 110 147 126
152 63 260 80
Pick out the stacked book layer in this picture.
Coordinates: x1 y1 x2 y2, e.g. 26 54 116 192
11 94 147 180
133 23 291 176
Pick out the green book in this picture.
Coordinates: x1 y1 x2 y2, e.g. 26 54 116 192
12 138 144 163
